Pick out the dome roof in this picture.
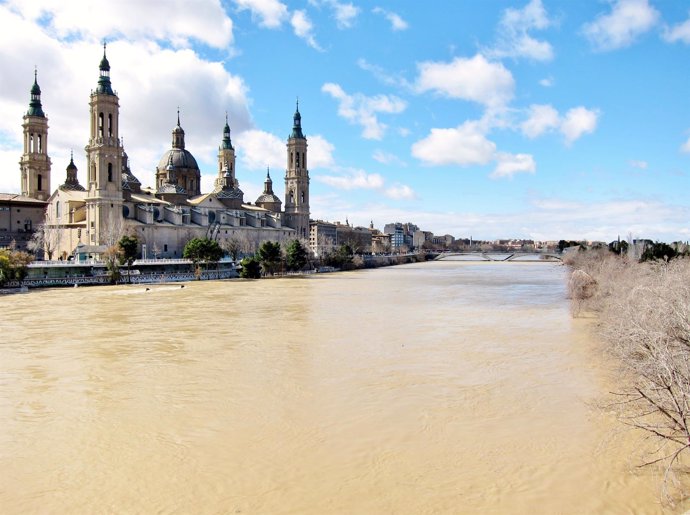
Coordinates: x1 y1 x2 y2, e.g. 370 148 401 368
157 148 199 171
256 193 281 204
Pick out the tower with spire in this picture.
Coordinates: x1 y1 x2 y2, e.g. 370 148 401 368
20 69 51 200
85 43 123 245
284 100 310 239
215 113 237 191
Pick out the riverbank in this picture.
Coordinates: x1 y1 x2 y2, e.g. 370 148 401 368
565 250 690 504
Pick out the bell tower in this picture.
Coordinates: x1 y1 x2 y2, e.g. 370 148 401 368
20 69 51 200
215 113 237 190
85 44 123 246
284 101 310 239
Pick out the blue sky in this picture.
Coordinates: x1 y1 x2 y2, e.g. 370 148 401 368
0 0 688 242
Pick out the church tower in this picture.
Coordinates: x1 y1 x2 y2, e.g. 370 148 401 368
215 114 237 190
20 70 51 200
85 44 123 246
284 101 310 239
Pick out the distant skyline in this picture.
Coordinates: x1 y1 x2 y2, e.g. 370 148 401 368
0 0 688 242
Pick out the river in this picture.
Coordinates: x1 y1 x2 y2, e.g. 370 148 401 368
0 261 683 513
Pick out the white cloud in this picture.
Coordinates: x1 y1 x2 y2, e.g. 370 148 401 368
330 0 360 29
582 0 660 51
234 0 288 29
372 7 409 31
521 104 560 138
384 184 416 200
560 107 599 144
486 0 554 61
629 159 648 169
663 15 690 44
321 83 406 140
411 120 496 167
415 54 515 108
6 0 234 48
372 150 406 167
291 10 322 50
307 134 336 169
680 136 690 153
521 104 600 144
490 152 536 179
235 129 285 171
317 169 384 190
539 76 555 87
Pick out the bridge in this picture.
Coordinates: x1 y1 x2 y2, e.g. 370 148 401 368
435 252 562 262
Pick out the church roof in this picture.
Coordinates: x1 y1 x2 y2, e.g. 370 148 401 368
157 148 199 171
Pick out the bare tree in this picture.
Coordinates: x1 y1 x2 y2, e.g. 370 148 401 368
568 252 690 502
27 212 63 260
220 237 241 261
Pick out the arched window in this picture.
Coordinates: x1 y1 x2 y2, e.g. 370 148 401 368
107 163 113 182
290 152 294 166
37 174 42 191
289 190 294 204
38 134 42 154
91 164 96 182
29 134 34 153
56 201 61 219
98 113 104 138
108 113 113 137
296 152 300 167
301 191 305 203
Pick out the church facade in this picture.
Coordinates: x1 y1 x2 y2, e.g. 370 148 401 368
16 46 310 260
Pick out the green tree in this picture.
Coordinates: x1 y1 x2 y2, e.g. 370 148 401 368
257 241 282 276
183 237 224 279
640 241 678 262
239 256 261 279
285 239 308 272
0 249 33 286
103 245 122 284
118 234 138 283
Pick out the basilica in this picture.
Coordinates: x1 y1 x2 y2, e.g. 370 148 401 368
15 46 310 260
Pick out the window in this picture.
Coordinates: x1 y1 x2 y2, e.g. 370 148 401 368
164 244 168 252
108 113 113 137
38 134 42 154
98 113 104 138
296 153 300 167
56 201 61 219
107 163 113 182
37 174 42 191
301 191 305 203
29 134 34 153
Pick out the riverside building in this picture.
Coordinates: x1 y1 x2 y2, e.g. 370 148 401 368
4 46 311 260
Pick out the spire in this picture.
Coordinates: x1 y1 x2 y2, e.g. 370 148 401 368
27 68 45 117
263 167 275 195
96 42 114 95
290 98 305 139
172 108 185 149
221 112 233 150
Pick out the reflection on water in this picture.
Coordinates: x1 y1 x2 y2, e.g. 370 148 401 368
0 262 683 513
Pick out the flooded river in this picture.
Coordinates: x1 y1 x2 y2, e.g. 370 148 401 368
0 261 683 513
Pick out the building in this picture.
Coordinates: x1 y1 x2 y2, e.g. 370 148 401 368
10 46 311 260
0 194 46 252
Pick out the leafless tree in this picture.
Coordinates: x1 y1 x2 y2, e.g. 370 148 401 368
27 212 63 260
568 252 690 502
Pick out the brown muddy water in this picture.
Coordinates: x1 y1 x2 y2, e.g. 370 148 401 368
0 261 685 513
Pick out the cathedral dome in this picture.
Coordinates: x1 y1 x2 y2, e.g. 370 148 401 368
157 148 199 171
